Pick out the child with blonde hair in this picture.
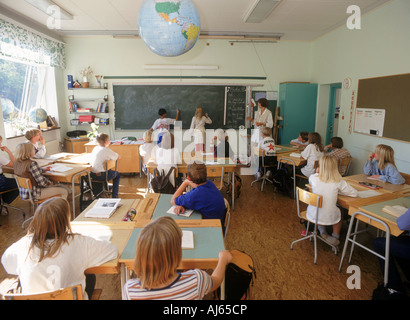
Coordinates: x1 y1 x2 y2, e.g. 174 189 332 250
189 106 212 152
1 197 118 299
123 216 232 300
13 143 69 201
307 155 358 245
25 129 46 158
364 144 405 184
139 129 158 173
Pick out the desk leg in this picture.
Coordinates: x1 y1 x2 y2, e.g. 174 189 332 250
231 171 235 210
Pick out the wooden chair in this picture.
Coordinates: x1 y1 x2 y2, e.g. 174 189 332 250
338 157 352 177
290 187 338 264
91 160 117 198
4 284 84 300
4 284 103 300
207 166 224 190
223 198 231 241
251 147 274 191
14 176 59 229
401 172 410 185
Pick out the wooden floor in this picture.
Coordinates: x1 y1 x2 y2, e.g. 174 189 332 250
0 174 383 300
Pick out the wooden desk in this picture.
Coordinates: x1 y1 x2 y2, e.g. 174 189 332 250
85 142 141 174
348 194 410 237
64 137 89 153
344 173 410 194
151 193 203 221
73 198 142 228
275 144 302 154
119 219 225 295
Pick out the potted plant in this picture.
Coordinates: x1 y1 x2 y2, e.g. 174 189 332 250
87 122 99 142
79 66 93 88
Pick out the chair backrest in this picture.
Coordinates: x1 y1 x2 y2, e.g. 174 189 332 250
253 146 264 157
207 166 224 190
338 157 352 176
296 187 322 208
223 198 231 239
4 284 84 300
15 176 33 190
400 172 410 185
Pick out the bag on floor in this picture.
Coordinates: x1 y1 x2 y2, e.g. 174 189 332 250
226 173 242 199
217 249 256 300
372 283 408 300
271 167 292 196
150 167 176 194
80 175 94 211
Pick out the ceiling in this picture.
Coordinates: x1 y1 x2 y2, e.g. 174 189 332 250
0 0 392 41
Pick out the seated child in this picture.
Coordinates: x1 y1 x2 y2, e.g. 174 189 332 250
325 137 351 175
1 197 118 299
171 162 226 228
155 132 181 188
151 108 180 145
257 126 277 178
0 136 19 211
13 143 69 201
212 129 234 161
123 216 232 300
25 129 46 158
300 132 324 178
364 144 405 184
90 133 121 197
290 131 309 148
307 155 358 246
139 129 158 173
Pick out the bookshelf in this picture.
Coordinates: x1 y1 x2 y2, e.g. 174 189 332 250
68 88 111 127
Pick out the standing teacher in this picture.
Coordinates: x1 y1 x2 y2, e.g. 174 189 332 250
247 98 273 176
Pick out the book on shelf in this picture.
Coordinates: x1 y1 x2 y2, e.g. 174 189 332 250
96 102 108 113
84 198 122 219
182 230 194 249
382 205 408 218
167 205 194 217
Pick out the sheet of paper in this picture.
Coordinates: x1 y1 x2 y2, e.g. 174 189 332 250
357 190 381 198
182 230 194 249
167 205 193 217
47 164 72 172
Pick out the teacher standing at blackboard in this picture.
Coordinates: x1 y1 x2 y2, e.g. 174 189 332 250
190 106 212 152
248 98 273 144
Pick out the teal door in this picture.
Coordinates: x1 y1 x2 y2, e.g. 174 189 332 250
278 83 318 144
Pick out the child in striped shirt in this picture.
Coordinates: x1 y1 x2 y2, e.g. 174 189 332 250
123 216 232 300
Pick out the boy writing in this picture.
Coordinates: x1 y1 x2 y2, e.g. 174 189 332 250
171 162 226 228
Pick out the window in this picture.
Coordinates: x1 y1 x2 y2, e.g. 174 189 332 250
0 55 58 138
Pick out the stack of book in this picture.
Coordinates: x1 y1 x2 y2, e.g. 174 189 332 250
96 102 108 113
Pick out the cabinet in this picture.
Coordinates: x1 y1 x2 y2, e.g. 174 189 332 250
68 88 110 127
278 82 318 144
64 137 89 153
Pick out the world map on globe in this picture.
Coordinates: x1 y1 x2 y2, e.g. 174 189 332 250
138 0 200 57
29 108 48 123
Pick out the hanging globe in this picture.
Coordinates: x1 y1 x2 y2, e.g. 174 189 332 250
138 0 201 57
29 108 48 123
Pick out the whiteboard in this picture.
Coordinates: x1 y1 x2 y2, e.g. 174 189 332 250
354 108 385 137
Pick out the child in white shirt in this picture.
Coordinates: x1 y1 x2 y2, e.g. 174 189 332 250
155 132 181 187
152 108 180 145
25 129 46 158
300 132 324 177
1 197 118 299
257 126 276 178
290 131 309 148
307 155 358 245
90 133 121 198
139 130 158 173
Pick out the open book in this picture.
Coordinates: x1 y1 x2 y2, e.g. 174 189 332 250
382 205 408 218
182 230 194 249
289 152 301 158
47 164 72 172
167 205 194 217
84 198 122 219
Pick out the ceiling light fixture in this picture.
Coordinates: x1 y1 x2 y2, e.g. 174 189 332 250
243 0 281 23
24 0 73 20
144 64 218 70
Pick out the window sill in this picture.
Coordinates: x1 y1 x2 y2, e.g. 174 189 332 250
6 127 61 140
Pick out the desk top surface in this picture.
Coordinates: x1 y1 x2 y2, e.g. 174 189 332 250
344 174 410 194
152 194 203 220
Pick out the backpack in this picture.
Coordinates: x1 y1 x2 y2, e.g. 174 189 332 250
80 175 94 211
150 167 176 194
271 167 293 197
217 250 256 300
226 173 242 199
372 284 408 300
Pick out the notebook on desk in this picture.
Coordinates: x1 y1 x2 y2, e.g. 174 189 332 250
85 198 122 219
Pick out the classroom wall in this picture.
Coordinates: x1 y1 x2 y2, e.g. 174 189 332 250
311 0 410 175
62 36 313 142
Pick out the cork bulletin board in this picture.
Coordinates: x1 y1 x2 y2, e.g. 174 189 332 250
355 73 410 142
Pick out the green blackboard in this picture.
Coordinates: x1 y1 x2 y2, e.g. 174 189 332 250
113 85 247 130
